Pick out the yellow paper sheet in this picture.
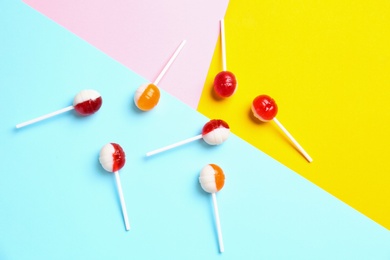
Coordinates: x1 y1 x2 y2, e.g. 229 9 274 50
199 0 390 229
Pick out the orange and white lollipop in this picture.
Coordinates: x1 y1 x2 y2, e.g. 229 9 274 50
99 143 130 231
199 164 225 253
134 40 186 111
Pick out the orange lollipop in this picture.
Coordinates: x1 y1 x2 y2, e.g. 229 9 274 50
134 40 186 111
199 164 226 253
134 84 160 111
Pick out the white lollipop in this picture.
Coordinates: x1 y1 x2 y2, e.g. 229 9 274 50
99 143 130 231
199 164 226 253
16 89 102 128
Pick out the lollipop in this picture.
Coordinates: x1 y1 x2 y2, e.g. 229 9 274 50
146 119 230 156
134 40 186 111
99 143 130 231
251 95 313 162
199 164 225 253
16 89 102 128
213 19 237 98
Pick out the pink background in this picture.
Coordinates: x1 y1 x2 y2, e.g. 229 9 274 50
23 0 229 109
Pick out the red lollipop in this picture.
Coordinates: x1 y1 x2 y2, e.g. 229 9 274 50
251 95 313 162
213 19 237 98
214 71 237 98
73 90 102 115
146 119 230 156
16 89 102 128
252 95 278 122
99 143 130 231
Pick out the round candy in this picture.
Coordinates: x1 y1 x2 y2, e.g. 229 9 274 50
199 164 225 193
134 83 161 111
213 71 237 98
73 89 102 116
99 143 126 173
251 95 278 122
202 119 230 145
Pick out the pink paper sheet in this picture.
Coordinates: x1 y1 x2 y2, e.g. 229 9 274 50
23 0 229 109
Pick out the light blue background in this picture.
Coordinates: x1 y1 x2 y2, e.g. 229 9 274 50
1 1 390 259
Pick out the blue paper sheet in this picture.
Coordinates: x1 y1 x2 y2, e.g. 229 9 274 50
1 1 389 259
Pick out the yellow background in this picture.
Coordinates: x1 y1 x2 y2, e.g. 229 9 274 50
199 0 390 229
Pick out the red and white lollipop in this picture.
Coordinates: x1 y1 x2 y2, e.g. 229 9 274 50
16 89 102 128
134 40 186 111
213 19 237 98
146 119 230 156
199 164 225 253
99 143 130 231
251 95 313 162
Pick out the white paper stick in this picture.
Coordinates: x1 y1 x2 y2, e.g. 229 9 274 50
212 193 224 253
154 40 187 86
114 171 130 231
146 134 203 157
220 19 227 71
16 105 74 129
273 117 313 163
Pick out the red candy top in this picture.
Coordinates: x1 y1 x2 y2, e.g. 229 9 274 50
111 143 126 172
202 119 230 135
213 71 237 98
252 95 278 122
74 97 102 116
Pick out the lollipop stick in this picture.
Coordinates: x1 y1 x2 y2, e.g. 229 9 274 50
16 105 74 129
154 40 187 86
146 134 203 157
114 171 130 231
212 193 224 253
220 19 227 71
273 117 313 163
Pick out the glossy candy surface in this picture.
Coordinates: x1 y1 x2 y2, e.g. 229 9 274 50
134 83 161 111
251 95 278 122
73 89 102 116
199 164 225 193
99 143 126 172
202 119 230 145
213 71 237 98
